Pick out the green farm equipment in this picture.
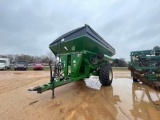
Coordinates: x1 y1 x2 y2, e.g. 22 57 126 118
28 24 117 97
128 46 160 91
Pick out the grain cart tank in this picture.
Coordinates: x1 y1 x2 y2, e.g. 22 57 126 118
28 24 117 98
128 46 160 91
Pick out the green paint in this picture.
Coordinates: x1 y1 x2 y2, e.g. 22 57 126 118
37 50 115 93
30 35 116 94
49 36 114 57
130 49 160 81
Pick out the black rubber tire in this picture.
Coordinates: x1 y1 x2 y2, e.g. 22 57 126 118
133 77 138 82
99 64 113 86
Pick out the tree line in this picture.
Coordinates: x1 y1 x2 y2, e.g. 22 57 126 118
0 53 54 64
112 58 128 67
0 54 128 67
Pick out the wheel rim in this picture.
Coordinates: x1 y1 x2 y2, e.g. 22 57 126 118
109 70 113 81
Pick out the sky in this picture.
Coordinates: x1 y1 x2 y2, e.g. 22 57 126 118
0 0 160 61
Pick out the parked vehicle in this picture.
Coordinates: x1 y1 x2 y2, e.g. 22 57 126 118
0 58 10 70
33 61 43 70
14 61 28 70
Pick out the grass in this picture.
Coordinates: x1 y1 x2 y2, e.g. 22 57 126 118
5 66 50 71
5 66 128 71
27 66 50 71
112 67 128 71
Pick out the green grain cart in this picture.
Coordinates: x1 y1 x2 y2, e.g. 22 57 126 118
128 46 160 91
29 24 117 97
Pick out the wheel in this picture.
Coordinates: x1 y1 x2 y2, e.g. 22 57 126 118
99 64 113 86
133 77 138 82
14 68 17 71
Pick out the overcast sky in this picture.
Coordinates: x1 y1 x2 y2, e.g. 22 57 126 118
0 0 160 61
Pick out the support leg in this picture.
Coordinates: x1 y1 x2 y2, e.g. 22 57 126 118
52 82 54 98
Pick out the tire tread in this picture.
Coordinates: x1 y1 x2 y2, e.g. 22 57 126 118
99 64 113 86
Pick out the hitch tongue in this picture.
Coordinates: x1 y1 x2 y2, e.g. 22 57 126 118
28 83 53 94
28 86 42 93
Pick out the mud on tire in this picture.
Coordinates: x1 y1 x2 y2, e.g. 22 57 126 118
99 64 113 86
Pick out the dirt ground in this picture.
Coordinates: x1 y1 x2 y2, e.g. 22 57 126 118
0 70 160 120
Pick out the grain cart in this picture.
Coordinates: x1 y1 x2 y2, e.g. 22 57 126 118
128 46 160 91
28 24 117 98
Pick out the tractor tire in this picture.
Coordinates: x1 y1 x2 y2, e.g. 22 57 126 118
133 77 138 82
99 64 113 86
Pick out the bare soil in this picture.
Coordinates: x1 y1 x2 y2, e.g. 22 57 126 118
0 70 160 120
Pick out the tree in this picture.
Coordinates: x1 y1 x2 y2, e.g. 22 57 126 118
0 53 56 64
46 52 55 64
117 58 127 67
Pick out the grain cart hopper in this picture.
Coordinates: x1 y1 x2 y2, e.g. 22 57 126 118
128 46 160 91
28 24 117 98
